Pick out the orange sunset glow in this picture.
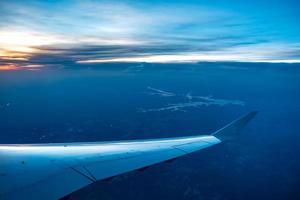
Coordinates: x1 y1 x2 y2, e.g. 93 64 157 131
0 64 19 71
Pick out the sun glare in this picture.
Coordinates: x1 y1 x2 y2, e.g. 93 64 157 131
0 30 67 61
0 31 63 47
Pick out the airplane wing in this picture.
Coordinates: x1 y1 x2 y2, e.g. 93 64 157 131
0 111 257 200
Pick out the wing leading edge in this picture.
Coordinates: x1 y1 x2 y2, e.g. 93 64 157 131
0 112 257 200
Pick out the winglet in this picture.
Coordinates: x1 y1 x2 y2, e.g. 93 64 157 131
212 111 258 141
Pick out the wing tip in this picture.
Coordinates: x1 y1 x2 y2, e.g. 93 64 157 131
212 111 258 141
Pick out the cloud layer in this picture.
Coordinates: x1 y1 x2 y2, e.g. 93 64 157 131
0 0 300 70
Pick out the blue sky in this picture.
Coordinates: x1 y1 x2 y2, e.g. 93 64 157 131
0 0 299 69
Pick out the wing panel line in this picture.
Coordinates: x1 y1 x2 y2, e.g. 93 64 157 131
69 167 96 183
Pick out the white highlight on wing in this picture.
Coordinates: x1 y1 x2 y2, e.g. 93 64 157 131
0 136 216 154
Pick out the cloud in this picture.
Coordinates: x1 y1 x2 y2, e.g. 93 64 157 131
142 88 245 112
0 63 44 71
0 0 300 68
146 87 176 97
124 64 144 72
142 100 244 112
0 64 19 71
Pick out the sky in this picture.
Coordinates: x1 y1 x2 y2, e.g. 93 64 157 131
0 0 300 70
